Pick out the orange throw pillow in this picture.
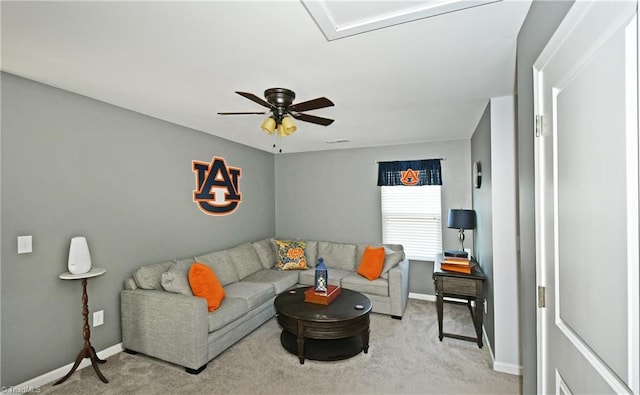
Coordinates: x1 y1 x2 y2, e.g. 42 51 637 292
188 262 225 312
357 246 386 280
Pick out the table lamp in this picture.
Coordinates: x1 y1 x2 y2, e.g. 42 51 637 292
447 209 476 257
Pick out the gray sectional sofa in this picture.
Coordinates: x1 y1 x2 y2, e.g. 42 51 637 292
120 238 409 373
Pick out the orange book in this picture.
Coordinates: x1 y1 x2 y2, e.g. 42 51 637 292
443 256 471 266
441 262 475 274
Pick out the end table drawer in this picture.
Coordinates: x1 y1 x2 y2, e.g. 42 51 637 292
441 277 478 296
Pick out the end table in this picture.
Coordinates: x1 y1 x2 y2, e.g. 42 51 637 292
55 267 108 385
432 255 486 348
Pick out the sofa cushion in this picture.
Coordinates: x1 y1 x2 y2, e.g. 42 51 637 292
252 238 275 269
195 250 239 286
383 243 405 255
341 272 389 297
133 261 174 290
357 246 386 280
228 243 264 280
123 278 137 290
274 240 309 270
304 240 318 268
223 282 275 310
242 269 299 294
161 260 194 295
317 241 357 271
298 267 352 287
207 297 248 333
356 243 369 263
189 262 225 312
381 247 405 279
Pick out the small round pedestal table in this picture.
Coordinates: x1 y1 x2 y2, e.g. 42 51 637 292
55 267 108 385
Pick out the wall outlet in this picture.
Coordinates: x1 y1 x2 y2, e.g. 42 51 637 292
93 310 104 327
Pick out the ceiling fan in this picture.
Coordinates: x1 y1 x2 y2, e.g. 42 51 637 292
217 88 335 137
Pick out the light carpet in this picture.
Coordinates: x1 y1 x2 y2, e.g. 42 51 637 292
37 299 521 394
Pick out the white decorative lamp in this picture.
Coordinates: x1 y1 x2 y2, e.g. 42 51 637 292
68 236 92 274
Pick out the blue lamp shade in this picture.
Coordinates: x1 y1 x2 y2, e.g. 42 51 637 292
315 257 328 293
448 209 476 230
447 209 476 255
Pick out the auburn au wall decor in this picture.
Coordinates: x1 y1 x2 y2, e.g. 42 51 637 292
192 156 242 216
400 168 420 185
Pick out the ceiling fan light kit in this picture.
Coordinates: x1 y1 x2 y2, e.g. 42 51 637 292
261 117 276 134
218 87 335 140
261 116 297 137
279 117 297 136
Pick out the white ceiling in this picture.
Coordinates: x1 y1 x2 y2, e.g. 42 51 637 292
1 0 531 153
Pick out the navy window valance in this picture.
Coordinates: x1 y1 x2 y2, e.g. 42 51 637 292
377 159 442 186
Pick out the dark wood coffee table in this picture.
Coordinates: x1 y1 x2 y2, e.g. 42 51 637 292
274 287 372 364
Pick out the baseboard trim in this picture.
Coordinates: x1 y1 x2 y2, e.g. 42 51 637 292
493 361 523 376
408 293 479 305
482 328 522 376
409 292 435 302
483 328 497 368
6 343 123 391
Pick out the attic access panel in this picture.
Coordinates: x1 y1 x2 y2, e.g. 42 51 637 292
301 0 502 40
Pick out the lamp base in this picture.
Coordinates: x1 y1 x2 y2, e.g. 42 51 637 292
444 250 468 258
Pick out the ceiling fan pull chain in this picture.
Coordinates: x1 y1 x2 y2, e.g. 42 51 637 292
272 134 283 154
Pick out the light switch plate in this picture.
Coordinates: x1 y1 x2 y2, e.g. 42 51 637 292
18 235 33 254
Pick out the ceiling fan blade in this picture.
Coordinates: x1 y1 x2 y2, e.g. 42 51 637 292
235 91 272 109
290 112 335 126
289 97 334 112
217 111 268 115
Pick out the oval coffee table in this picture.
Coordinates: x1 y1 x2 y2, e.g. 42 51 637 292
274 287 372 364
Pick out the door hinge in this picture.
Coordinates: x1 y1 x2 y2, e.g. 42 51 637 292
538 286 546 308
535 115 543 137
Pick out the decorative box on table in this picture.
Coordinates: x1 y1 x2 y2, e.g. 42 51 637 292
304 285 341 305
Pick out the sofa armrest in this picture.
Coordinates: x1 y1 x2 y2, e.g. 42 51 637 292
121 289 209 370
388 258 409 317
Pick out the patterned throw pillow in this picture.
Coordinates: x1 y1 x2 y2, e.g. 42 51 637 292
274 240 308 271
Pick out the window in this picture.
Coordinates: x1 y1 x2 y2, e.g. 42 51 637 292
381 185 442 261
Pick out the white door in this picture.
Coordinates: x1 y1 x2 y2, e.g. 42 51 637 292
534 1 639 394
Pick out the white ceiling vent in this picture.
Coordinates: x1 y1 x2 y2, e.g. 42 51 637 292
301 0 502 41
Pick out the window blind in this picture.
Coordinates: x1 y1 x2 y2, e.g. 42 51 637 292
381 185 442 261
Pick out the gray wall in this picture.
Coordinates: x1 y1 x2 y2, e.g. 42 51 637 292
274 140 472 295
0 73 276 386
470 102 494 353
516 2 574 393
